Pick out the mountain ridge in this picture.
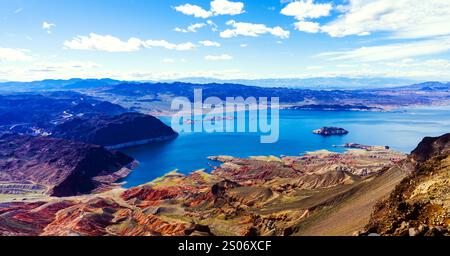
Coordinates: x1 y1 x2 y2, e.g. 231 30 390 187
0 134 135 197
363 133 450 236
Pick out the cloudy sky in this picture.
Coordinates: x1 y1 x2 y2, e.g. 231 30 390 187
1 0 450 81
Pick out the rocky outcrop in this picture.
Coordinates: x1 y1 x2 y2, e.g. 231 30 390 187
313 127 349 136
410 133 450 163
51 112 177 148
344 143 390 151
0 134 134 197
364 133 450 236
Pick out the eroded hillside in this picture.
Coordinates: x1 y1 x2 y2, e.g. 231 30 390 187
364 134 450 236
0 147 409 236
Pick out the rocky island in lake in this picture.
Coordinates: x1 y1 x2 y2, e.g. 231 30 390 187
313 127 349 136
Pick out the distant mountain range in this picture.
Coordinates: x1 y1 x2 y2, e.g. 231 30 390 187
1 79 450 113
0 77 428 92
101 81 450 112
0 78 123 92
158 77 421 89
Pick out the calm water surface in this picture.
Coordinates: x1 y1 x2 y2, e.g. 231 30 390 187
122 107 450 187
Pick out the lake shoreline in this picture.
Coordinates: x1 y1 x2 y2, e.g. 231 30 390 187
121 108 450 187
105 134 179 150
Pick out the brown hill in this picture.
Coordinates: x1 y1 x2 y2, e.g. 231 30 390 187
364 133 450 236
410 133 450 163
0 134 134 197
51 112 177 149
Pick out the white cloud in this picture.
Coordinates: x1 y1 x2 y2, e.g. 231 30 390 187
174 4 212 18
205 54 233 61
318 37 450 62
144 40 196 51
64 33 196 52
320 0 450 39
42 21 56 34
385 58 450 69
220 20 290 39
210 0 244 16
281 0 332 34
207 20 219 32
199 40 221 47
294 21 321 33
240 44 248 47
281 0 332 20
0 47 32 61
283 0 450 38
175 23 206 33
175 0 244 18
64 33 142 52
187 23 205 32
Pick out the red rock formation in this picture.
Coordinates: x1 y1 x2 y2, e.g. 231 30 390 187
0 201 74 236
42 198 121 236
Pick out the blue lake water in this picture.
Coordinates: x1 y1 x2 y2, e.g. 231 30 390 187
122 107 450 187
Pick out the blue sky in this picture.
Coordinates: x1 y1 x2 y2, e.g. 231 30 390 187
1 0 450 82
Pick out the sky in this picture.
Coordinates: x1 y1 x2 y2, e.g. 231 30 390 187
1 0 450 82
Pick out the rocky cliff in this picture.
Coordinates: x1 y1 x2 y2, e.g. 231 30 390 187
410 134 450 163
0 134 134 197
364 133 450 236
